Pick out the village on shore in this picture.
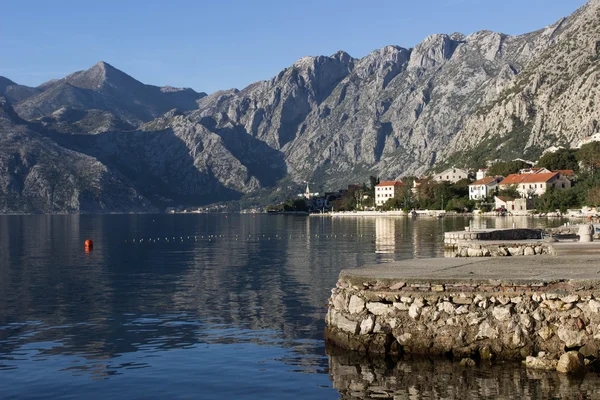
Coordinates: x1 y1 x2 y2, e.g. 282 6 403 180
268 141 600 218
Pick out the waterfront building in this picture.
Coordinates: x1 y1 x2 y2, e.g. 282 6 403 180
375 181 403 207
468 176 503 200
498 172 571 198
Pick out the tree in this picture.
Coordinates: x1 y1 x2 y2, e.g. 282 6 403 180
381 197 403 211
366 176 379 207
486 160 530 177
577 142 600 174
537 148 578 172
283 198 308 212
587 186 600 207
498 185 519 199
533 187 578 213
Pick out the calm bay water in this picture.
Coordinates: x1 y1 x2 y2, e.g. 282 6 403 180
1 214 599 399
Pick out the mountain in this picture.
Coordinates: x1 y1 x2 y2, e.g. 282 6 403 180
0 77 41 103
13 61 207 127
0 97 153 213
0 1 598 213
189 5 587 188
441 0 600 165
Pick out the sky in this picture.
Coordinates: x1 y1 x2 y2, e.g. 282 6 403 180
1 0 589 94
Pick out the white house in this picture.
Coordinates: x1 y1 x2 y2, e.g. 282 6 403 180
475 169 488 180
434 168 469 183
498 172 571 198
468 176 503 200
375 181 403 207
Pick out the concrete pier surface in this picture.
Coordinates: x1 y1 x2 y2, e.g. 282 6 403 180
339 255 600 282
326 255 600 371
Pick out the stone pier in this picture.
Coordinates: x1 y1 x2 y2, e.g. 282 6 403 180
326 256 600 368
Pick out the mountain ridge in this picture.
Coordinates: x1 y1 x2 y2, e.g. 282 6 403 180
0 1 597 212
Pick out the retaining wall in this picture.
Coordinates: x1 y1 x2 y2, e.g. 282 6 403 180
326 272 600 363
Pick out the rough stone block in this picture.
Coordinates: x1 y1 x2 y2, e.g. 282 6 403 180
556 351 585 374
360 316 375 335
493 306 513 321
409 303 422 319
389 281 406 290
525 355 557 370
366 302 391 316
437 301 456 314
332 293 346 310
589 299 600 313
348 296 366 314
557 326 587 348
331 311 359 334
453 296 473 305
477 321 499 340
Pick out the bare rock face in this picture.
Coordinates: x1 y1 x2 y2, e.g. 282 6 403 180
443 0 600 163
190 2 595 189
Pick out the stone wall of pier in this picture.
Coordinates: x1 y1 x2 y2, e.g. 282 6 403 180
447 242 555 257
326 276 600 363
444 229 543 245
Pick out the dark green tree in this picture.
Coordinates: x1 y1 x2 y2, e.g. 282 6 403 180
577 142 600 175
486 160 530 177
537 148 578 172
498 185 520 198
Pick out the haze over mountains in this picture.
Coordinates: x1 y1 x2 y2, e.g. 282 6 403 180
1 0 600 213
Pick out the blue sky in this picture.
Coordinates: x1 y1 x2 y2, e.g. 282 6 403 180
1 0 588 94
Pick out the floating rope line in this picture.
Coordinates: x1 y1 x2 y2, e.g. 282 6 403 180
122 233 378 244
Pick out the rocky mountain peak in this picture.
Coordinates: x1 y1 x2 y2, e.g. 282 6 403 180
61 61 140 91
408 33 458 70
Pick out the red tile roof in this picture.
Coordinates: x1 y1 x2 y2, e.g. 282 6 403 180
470 177 500 186
376 181 404 187
499 172 559 185
554 170 575 177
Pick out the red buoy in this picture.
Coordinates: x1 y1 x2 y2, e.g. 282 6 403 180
84 239 94 251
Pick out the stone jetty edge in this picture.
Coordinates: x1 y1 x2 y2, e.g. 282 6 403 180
325 256 600 372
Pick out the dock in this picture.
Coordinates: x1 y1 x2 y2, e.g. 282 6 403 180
326 255 600 365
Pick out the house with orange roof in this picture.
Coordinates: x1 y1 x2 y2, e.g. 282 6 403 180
375 181 404 206
498 172 571 198
468 176 503 200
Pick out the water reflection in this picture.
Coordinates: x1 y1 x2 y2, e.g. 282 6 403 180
328 352 600 399
0 214 578 398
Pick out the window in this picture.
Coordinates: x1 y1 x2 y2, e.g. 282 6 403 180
562 184 565 188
